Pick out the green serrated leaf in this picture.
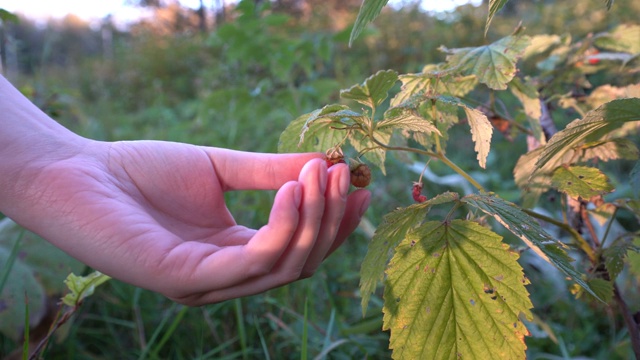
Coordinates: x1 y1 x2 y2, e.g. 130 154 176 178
573 278 613 303
391 70 477 107
462 193 603 301
485 0 510 35
359 192 459 315
341 70 399 110
278 107 352 153
349 0 389 46
62 271 111 307
441 32 530 90
594 24 640 54
533 98 640 177
551 166 614 199
383 219 532 359
603 237 634 281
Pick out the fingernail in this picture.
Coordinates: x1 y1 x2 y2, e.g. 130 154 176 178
294 184 302 208
359 193 371 217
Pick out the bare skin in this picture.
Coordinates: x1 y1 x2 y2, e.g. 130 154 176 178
0 75 370 305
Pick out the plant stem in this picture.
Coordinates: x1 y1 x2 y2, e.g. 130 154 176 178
614 284 640 359
522 208 597 264
368 135 484 192
436 153 485 192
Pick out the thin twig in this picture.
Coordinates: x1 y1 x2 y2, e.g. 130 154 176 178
613 284 640 359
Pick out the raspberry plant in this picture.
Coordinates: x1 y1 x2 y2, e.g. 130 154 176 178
279 1 640 358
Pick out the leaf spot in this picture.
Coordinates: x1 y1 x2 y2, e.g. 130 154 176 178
494 275 504 281
470 299 476 306
433 252 440 257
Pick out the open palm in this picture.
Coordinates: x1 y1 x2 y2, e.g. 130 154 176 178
11 140 370 305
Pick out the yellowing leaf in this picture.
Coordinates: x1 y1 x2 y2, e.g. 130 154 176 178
580 138 639 162
349 128 392 175
533 98 640 177
383 220 532 360
462 193 603 301
441 32 530 90
464 106 493 169
594 24 640 54
391 69 477 107
551 166 615 199
359 192 459 315
379 107 441 135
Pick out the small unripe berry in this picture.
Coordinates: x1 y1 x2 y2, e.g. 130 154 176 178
324 147 346 168
350 162 371 188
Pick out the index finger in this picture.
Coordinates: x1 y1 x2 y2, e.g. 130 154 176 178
201 147 323 191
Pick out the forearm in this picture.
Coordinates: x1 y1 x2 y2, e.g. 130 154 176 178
0 75 90 215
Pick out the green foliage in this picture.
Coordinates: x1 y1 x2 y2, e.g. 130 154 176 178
0 219 85 341
4 0 640 358
61 272 111 307
279 8 640 358
349 0 389 46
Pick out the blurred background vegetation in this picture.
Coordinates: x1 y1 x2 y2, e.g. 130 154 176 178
1 0 639 358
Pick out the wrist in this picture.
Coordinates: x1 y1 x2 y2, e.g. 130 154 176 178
0 75 92 214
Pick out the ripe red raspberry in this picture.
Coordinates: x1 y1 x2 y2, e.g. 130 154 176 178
350 162 371 188
412 182 427 203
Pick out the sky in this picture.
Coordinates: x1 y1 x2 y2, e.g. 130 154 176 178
2 0 481 26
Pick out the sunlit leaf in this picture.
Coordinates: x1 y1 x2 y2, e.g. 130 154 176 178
440 31 530 90
485 0 510 35
349 0 389 46
436 96 493 169
391 69 477 107
464 106 493 169
513 148 552 207
579 138 639 162
462 193 602 301
62 271 111 307
522 34 562 60
551 166 615 199
594 24 640 54
510 77 544 144
379 107 441 135
383 220 532 359
533 98 640 177
341 70 398 110
359 192 459 315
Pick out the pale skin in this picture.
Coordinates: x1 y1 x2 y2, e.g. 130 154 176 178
0 75 371 305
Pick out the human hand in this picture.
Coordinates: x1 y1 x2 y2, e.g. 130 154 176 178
6 140 370 305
